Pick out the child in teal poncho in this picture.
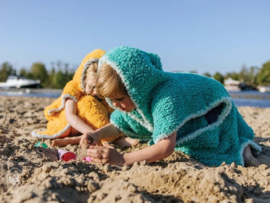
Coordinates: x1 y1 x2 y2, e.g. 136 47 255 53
80 46 261 167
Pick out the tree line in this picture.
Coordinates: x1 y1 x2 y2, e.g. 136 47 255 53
177 60 270 88
209 61 270 87
0 61 76 89
0 60 270 89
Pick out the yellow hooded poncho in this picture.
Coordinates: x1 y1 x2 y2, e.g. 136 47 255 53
31 49 115 142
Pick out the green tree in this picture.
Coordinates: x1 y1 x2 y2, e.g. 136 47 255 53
55 61 66 88
19 67 28 78
0 62 16 82
189 70 197 74
64 63 73 84
47 61 75 89
213 72 224 84
30 62 48 86
55 70 65 88
238 65 248 82
225 72 239 80
248 66 259 86
203 72 212 77
48 62 57 88
256 61 270 85
238 65 259 86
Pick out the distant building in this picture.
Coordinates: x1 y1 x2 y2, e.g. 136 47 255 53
224 78 242 91
257 85 270 93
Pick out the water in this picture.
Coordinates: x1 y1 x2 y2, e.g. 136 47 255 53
0 91 61 98
228 90 270 99
227 91 270 108
0 88 62 98
232 98 270 108
0 90 270 108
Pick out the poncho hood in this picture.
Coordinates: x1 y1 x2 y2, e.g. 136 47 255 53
74 49 106 93
99 46 169 131
99 46 261 166
31 49 116 140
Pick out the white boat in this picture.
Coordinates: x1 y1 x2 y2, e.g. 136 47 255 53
224 78 242 91
0 75 41 89
258 85 270 93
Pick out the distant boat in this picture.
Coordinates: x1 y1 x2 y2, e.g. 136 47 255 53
224 78 242 91
257 85 270 93
0 75 41 89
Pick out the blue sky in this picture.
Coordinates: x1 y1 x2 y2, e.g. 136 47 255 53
1 0 269 75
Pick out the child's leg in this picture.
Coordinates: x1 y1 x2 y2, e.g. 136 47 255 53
112 136 140 147
51 136 82 147
51 127 81 147
243 145 260 167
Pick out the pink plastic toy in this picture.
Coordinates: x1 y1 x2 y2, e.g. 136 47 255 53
58 149 76 162
82 157 92 162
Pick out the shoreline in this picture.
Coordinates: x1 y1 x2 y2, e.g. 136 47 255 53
1 88 270 99
0 88 63 94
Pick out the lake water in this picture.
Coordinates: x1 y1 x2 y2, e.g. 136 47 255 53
0 91 61 98
0 90 270 108
232 98 270 108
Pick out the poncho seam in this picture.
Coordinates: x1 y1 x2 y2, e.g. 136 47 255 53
153 97 232 144
239 140 262 166
31 123 71 139
80 58 99 93
99 56 154 132
48 94 78 115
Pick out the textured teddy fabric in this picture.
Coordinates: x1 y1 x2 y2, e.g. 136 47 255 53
98 46 261 166
32 49 115 142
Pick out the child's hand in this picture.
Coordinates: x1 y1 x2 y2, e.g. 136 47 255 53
87 143 125 166
79 132 101 147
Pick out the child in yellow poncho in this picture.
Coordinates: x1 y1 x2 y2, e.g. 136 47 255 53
32 49 119 147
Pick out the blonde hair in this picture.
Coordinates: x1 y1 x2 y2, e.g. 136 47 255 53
83 62 97 87
86 62 98 76
96 63 127 98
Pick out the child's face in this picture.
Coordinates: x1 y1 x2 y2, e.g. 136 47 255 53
110 94 135 112
85 74 97 96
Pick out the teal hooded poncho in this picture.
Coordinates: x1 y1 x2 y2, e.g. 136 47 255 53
98 46 261 166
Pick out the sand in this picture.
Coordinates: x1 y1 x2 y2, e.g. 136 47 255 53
1 96 270 203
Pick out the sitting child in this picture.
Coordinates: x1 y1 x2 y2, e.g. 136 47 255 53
80 46 261 167
32 49 137 147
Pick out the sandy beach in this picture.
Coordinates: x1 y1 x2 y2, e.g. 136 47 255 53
1 96 270 203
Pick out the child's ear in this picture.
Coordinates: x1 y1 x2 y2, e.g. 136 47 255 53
146 52 162 70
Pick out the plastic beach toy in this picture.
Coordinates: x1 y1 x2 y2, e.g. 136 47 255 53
34 141 48 148
58 149 76 162
82 157 92 162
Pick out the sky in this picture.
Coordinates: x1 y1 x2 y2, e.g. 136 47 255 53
1 0 270 75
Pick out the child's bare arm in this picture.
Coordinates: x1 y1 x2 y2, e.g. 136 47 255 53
88 132 176 166
65 99 94 133
123 132 176 165
80 123 121 146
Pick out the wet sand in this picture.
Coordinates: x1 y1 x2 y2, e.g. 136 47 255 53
1 96 270 203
